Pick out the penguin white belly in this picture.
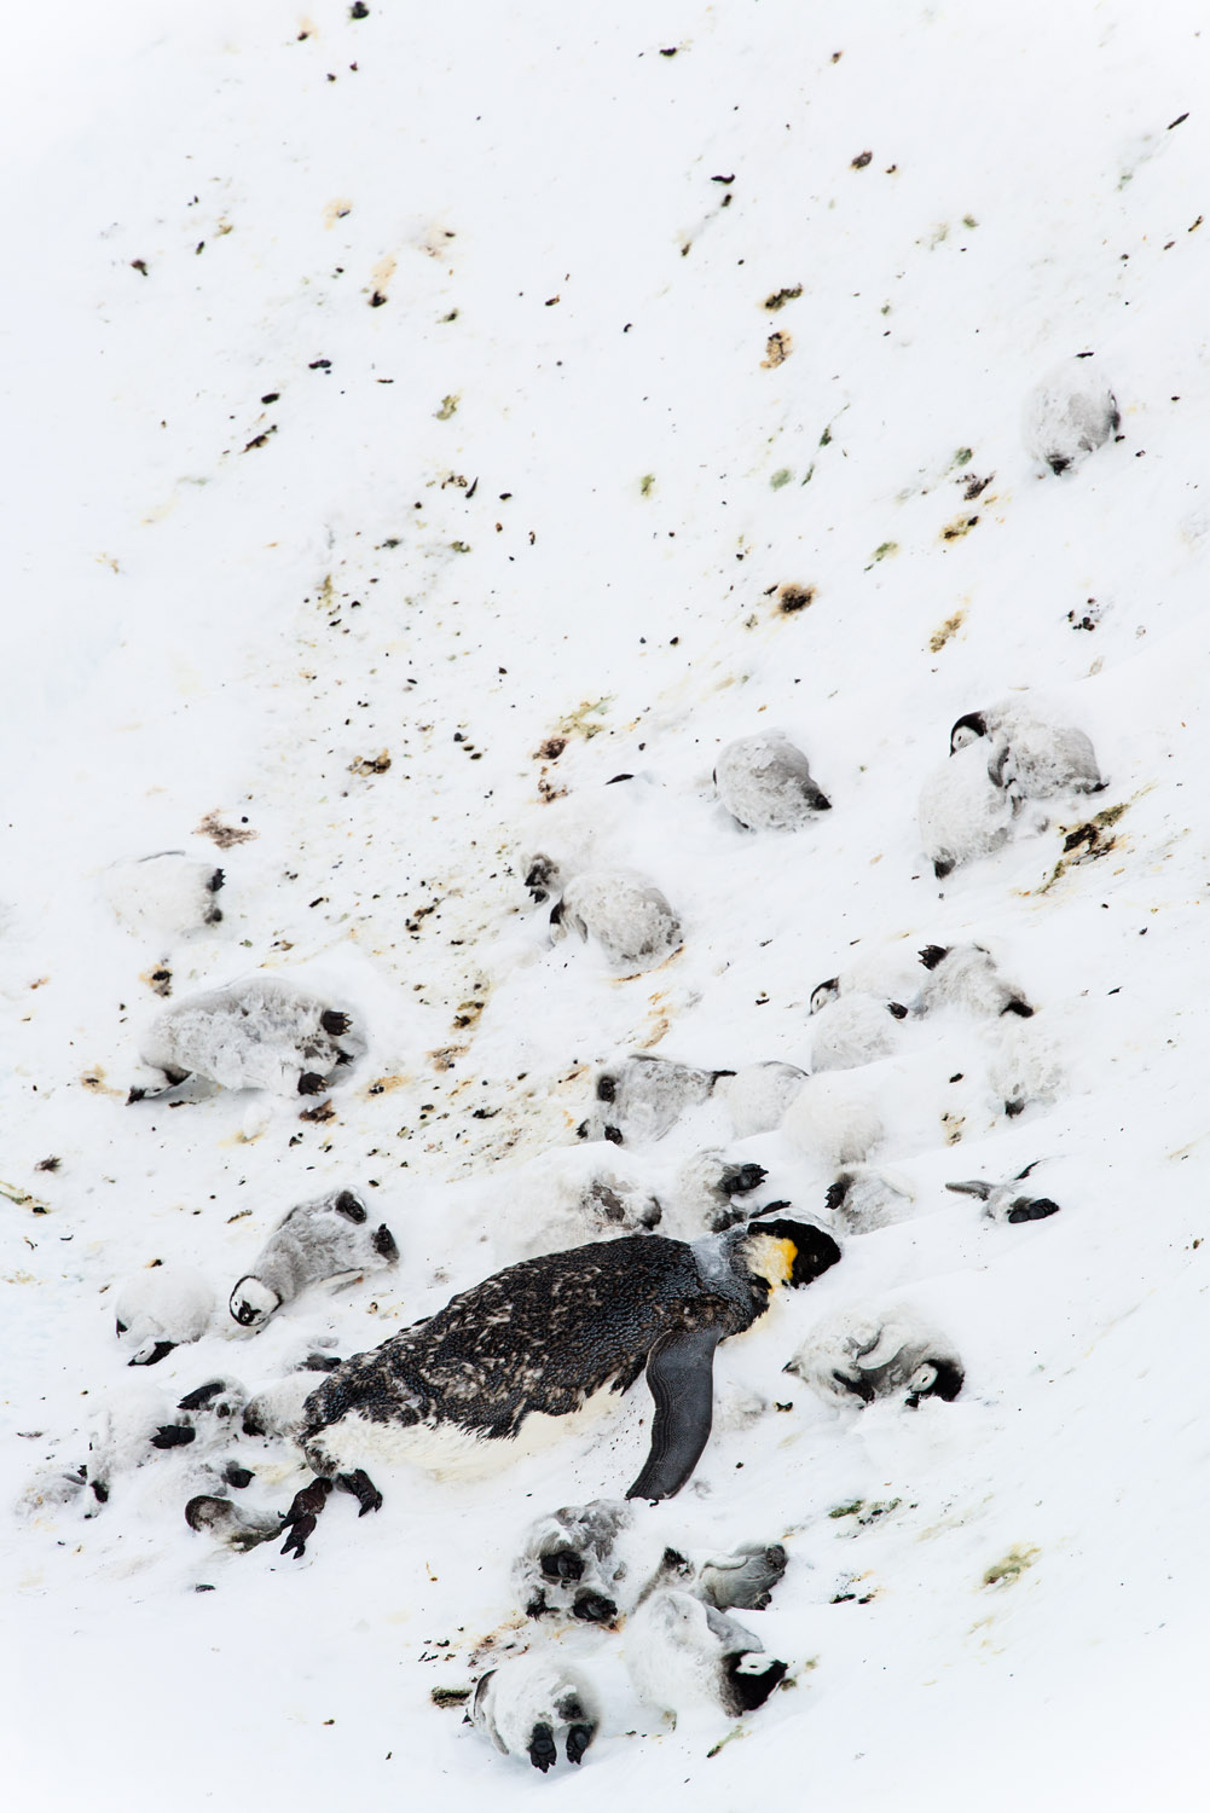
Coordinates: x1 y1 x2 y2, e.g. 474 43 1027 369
313 1382 622 1483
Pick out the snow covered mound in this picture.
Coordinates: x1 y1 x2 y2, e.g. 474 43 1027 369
4 3 1210 1809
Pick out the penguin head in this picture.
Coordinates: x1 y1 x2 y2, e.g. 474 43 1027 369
809 977 840 1016
229 1277 282 1329
524 854 561 903
949 712 988 753
741 1217 841 1290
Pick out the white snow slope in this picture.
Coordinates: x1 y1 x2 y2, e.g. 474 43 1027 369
3 2 1209 1807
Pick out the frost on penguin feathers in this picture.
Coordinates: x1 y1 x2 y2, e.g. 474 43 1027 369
1023 356 1120 475
713 730 831 831
101 851 225 938
949 699 1104 799
228 1188 399 1330
137 975 362 1097
471 1652 601 1772
114 1265 215 1366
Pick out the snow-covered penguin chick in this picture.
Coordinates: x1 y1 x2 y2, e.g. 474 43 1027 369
471 1653 601 1771
714 731 831 831
782 1072 884 1168
918 737 1019 879
810 992 908 1072
824 1165 916 1235
101 851 225 938
785 1304 964 1409
626 1590 787 1719
138 976 361 1097
949 701 1103 798
946 1160 1061 1223
229 1189 398 1329
115 1265 216 1365
549 867 682 971
714 1061 808 1138
917 942 1033 1019
1023 357 1120 475
515 1498 633 1624
578 1053 728 1145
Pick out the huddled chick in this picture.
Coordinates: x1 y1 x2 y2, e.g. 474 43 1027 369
714 731 831 831
228 1189 398 1330
101 851 225 939
1023 356 1120 475
918 735 1020 879
542 864 683 971
917 942 1034 1019
785 1304 964 1409
713 1061 808 1138
114 1264 215 1366
809 991 909 1073
577 1053 729 1146
824 1165 917 1235
136 976 362 1099
950 700 1103 798
471 1652 601 1772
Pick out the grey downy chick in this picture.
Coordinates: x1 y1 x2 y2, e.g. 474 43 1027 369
229 1189 398 1330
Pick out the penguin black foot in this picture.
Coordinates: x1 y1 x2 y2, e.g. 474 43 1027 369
528 1722 558 1773
279 1477 333 1558
572 1591 618 1624
297 1071 327 1096
321 1009 352 1036
540 1547 584 1582
1006 1196 1061 1224
336 1468 383 1516
566 1723 594 1765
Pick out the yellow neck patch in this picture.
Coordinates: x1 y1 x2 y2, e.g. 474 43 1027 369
746 1233 798 1289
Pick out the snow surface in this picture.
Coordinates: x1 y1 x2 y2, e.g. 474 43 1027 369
4 1 1210 1807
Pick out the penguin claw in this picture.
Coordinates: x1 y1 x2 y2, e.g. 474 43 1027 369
528 1723 558 1773
565 1724 593 1766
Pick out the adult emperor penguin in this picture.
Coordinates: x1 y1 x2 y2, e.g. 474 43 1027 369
275 1216 841 1556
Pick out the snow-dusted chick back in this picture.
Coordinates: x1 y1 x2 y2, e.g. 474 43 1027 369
228 1189 398 1329
917 941 1034 1019
471 1652 601 1771
950 700 1103 798
139 976 362 1097
101 851 225 938
714 1061 808 1138
114 1265 215 1365
552 867 682 970
1023 356 1120 475
918 737 1019 879
714 730 831 830
577 1052 725 1145
810 992 908 1072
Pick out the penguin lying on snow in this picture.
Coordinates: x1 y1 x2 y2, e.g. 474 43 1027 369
115 1265 215 1365
626 1589 788 1719
516 1497 787 1625
824 1165 916 1235
918 737 1020 879
945 1160 1060 1223
471 1652 600 1772
229 1189 398 1329
135 976 362 1099
809 992 909 1073
274 1217 841 1556
714 1061 808 1138
577 1053 732 1145
101 851 225 938
546 866 683 971
714 731 831 831
785 1305 964 1409
917 942 1033 1019
950 700 1103 798
1023 356 1120 475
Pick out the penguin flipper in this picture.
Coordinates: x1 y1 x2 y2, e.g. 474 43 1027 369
626 1328 720 1503
944 1178 993 1199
